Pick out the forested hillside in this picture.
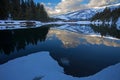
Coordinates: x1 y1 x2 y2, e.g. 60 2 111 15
91 7 120 23
0 0 49 21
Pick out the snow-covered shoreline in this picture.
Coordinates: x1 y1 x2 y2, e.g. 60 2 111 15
0 51 120 80
116 18 120 30
0 20 92 30
0 20 42 25
0 19 119 30
0 20 42 30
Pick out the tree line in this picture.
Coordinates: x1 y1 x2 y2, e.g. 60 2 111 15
91 6 120 23
0 0 49 22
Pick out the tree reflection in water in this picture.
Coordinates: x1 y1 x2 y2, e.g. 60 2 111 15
91 24 120 38
0 24 120 77
0 26 50 55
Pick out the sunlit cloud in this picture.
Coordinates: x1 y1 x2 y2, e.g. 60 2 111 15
44 0 120 15
88 0 119 7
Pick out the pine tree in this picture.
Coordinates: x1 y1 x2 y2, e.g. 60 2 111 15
0 0 8 19
91 7 120 23
39 4 49 21
0 0 50 21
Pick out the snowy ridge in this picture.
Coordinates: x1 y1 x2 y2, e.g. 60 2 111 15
54 3 120 20
66 9 97 20
54 9 98 20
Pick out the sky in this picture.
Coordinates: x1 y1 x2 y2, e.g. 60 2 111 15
34 0 120 15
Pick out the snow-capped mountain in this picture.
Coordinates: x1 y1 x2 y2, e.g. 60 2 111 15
64 9 98 20
54 3 120 21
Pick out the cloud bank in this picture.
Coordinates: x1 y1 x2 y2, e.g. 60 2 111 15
88 0 119 7
45 0 120 15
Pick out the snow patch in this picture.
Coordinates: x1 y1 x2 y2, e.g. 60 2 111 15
0 52 63 80
116 17 120 30
0 51 120 80
0 20 42 30
54 15 69 20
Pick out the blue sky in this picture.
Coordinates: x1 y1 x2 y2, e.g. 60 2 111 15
81 0 89 4
34 0 61 3
34 0 61 5
34 0 89 6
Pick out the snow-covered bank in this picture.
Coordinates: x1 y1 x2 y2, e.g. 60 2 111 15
0 52 64 80
0 20 41 25
0 20 42 30
116 18 120 30
0 19 119 30
0 20 97 30
0 51 120 80
0 20 91 30
0 25 43 30
91 20 113 25
0 20 113 26
45 21 91 25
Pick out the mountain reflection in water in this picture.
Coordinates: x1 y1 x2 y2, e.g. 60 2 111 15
48 29 120 48
0 24 120 77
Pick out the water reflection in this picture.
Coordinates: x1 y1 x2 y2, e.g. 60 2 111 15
91 24 120 38
48 24 120 77
0 24 120 77
48 29 80 48
48 25 120 48
0 26 50 54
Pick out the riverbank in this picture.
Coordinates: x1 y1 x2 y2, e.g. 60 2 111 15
0 20 41 26
0 19 120 30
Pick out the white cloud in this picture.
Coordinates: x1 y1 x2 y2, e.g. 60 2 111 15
47 2 52 6
55 0 84 13
45 0 120 15
46 0 86 15
88 0 118 7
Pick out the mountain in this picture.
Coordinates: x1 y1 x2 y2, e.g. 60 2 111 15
54 3 120 21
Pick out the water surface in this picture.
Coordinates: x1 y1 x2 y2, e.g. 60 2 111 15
0 24 120 77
